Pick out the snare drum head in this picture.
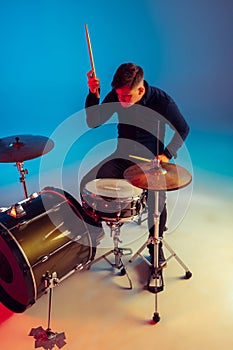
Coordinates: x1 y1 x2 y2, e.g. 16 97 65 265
82 179 143 220
85 179 142 199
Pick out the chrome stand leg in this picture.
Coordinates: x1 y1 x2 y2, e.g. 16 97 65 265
89 222 133 289
29 272 66 349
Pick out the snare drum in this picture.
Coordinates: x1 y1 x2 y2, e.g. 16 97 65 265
82 178 145 222
0 187 97 313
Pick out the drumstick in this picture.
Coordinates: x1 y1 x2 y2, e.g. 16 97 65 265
84 24 100 98
129 154 151 163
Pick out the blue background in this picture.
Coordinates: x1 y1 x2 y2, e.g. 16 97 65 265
0 0 232 204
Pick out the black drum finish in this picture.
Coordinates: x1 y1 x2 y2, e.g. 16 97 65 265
0 187 97 313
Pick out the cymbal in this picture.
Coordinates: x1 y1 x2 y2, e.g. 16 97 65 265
124 161 192 191
0 135 54 163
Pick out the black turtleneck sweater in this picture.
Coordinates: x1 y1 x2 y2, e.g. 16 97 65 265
85 81 189 160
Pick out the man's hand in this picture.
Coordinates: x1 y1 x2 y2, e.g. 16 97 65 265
156 154 169 163
87 69 100 94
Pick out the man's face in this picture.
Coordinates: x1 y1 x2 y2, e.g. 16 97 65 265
115 84 144 108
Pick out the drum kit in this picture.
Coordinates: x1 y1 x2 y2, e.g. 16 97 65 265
0 135 192 320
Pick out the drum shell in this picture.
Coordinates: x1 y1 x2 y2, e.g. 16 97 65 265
0 187 94 313
82 190 143 221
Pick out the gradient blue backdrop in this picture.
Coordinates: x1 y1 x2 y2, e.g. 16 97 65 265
0 0 232 203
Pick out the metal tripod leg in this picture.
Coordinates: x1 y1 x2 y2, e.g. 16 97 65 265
89 222 133 289
128 237 152 266
128 236 192 279
161 239 192 279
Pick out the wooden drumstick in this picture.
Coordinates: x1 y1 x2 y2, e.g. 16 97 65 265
129 154 151 163
84 24 100 98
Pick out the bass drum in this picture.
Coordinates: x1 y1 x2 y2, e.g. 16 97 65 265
0 186 101 313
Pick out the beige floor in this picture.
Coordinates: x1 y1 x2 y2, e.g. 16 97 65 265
0 179 233 350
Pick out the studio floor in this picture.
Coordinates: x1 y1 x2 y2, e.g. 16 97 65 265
0 177 233 350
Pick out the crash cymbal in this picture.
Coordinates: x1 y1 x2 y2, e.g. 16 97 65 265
0 135 54 163
124 161 192 191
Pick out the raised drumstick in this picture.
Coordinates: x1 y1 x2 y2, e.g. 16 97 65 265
84 24 100 98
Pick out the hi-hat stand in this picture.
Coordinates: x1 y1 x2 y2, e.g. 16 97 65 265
124 157 193 323
128 190 192 323
89 220 133 289
29 272 66 349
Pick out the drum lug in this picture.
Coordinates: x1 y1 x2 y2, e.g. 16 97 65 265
74 235 81 242
52 204 62 212
75 263 85 271
41 255 49 263
31 255 49 268
17 220 28 228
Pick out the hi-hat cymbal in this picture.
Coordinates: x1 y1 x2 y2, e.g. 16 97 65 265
0 135 54 163
124 161 192 191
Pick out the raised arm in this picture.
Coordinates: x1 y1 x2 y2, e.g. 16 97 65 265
85 69 119 128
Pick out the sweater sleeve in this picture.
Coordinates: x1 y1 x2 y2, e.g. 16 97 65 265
85 89 118 128
85 90 100 108
163 102 190 159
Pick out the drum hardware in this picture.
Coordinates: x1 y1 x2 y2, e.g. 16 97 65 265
124 157 192 323
133 190 148 226
7 203 26 219
15 161 29 198
89 220 133 289
29 272 66 350
0 207 9 212
0 134 54 198
75 262 88 271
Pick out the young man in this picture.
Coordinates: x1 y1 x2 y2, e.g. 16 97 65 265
81 62 190 265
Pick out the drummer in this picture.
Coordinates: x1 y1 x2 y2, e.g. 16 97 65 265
81 62 190 266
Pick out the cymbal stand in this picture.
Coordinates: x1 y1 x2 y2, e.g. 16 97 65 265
89 220 133 289
29 272 66 349
15 161 28 198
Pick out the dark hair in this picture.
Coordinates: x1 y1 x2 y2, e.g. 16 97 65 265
111 63 144 89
